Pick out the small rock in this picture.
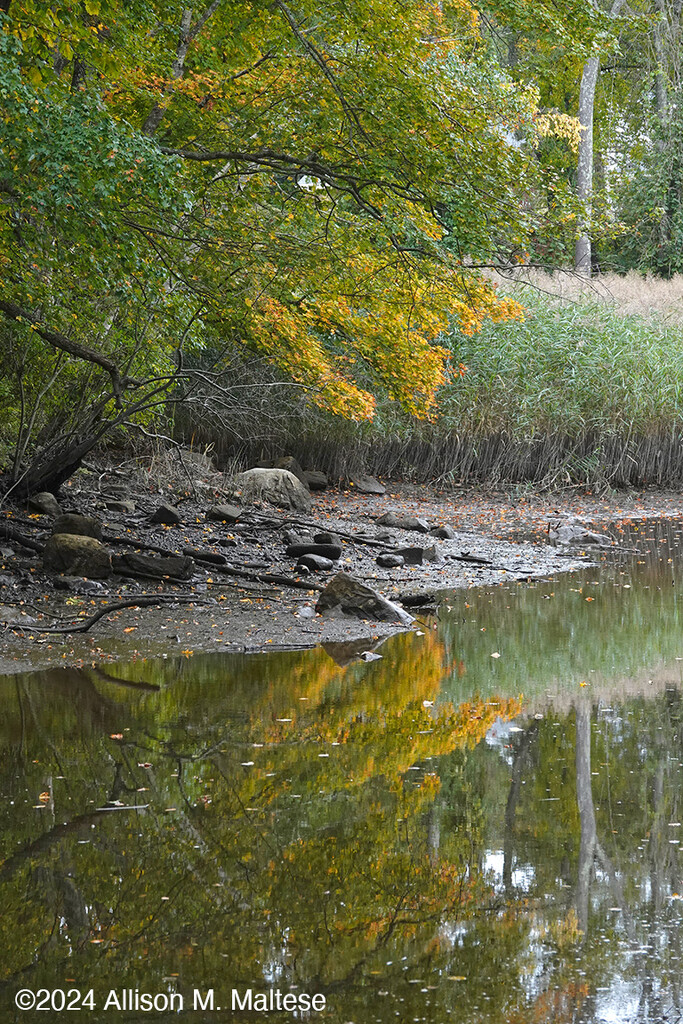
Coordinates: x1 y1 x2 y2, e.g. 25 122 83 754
350 474 385 495
395 544 442 565
207 503 242 523
0 604 36 626
313 531 342 545
375 512 430 532
62 577 107 593
43 534 111 579
297 553 334 572
548 519 611 547
52 513 102 540
316 572 414 625
430 525 457 540
286 543 342 560
182 547 227 565
50 576 73 591
105 499 136 514
296 604 316 618
376 553 405 568
151 504 181 525
283 529 314 546
111 552 195 580
28 492 62 517
303 470 328 491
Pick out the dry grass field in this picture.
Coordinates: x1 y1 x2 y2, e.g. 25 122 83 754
490 269 683 323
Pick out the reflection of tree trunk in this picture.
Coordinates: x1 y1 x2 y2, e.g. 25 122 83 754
575 702 635 943
503 722 538 891
427 799 442 866
575 702 597 936
650 758 666 918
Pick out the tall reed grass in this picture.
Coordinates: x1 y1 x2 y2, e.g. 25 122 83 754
184 273 683 490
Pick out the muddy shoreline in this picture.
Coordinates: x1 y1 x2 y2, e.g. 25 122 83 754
2 474 680 678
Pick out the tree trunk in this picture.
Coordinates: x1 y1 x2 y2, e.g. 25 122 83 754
574 56 600 277
653 0 669 130
574 0 627 277
6 432 102 498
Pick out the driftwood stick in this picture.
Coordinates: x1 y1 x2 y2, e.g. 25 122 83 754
106 532 322 592
0 522 45 552
23 594 208 635
209 563 324 592
239 510 390 548
103 532 184 556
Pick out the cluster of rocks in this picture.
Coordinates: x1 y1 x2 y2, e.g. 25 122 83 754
371 511 457 569
41 512 195 583
17 466 466 631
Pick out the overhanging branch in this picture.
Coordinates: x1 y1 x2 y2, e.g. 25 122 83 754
0 298 139 396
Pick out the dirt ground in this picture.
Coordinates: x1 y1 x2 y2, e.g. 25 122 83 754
1 473 679 678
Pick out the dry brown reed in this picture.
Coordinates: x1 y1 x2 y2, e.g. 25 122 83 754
490 269 683 324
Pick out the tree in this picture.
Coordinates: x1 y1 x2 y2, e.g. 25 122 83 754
0 0 578 494
574 0 628 276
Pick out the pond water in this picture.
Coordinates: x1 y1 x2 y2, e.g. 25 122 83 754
2 516 683 1023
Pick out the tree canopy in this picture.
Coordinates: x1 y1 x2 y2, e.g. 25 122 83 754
0 0 586 490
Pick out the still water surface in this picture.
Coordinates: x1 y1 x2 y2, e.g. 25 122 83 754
2 516 683 1022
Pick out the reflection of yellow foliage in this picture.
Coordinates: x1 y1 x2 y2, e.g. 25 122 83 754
541 907 583 949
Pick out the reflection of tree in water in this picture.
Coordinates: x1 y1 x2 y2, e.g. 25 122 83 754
501 690 683 1023
0 642 524 1023
2 642 683 1022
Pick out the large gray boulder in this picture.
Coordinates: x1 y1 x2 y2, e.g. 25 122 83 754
43 534 111 579
231 468 311 513
316 572 414 625
274 456 308 487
